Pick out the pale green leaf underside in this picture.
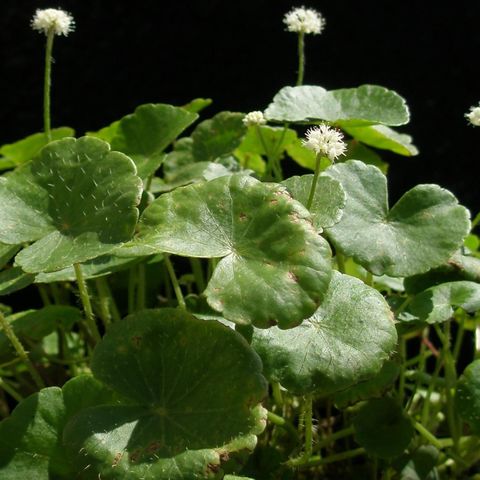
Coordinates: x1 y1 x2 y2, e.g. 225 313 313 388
134 174 332 328
252 271 397 395
0 137 142 273
282 174 346 232
408 281 480 324
324 160 470 277
0 267 34 296
0 127 74 170
342 124 418 156
265 85 410 126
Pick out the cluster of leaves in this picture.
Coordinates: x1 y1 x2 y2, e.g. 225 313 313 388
0 82 479 480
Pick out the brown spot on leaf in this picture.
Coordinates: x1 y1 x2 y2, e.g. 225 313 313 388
239 212 248 221
131 335 142 348
206 462 221 474
288 271 299 282
146 441 162 454
112 452 123 468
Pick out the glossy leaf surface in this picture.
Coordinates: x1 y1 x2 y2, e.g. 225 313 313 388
0 137 142 273
265 85 409 126
252 272 397 394
64 309 267 479
134 174 332 328
325 161 470 277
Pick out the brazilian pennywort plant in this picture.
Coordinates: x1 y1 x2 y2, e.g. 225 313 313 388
0 5 479 480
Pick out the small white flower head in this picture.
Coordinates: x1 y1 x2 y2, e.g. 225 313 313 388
283 6 325 35
31 8 75 36
465 103 480 127
243 111 267 127
302 124 346 161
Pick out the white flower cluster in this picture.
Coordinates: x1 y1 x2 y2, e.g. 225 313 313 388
302 124 346 161
243 111 267 126
31 8 75 36
283 7 325 35
465 103 480 127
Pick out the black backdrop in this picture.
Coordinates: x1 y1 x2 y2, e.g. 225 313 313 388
1 0 479 212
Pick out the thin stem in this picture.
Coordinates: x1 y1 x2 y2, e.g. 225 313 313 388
421 351 444 426
137 263 146 310
296 32 305 86
37 284 51 306
94 279 112 330
74 263 101 343
128 267 136 314
442 321 460 452
189 258 206 292
398 336 407 403
271 381 284 408
95 277 121 322
316 425 355 449
0 311 45 389
336 251 346 273
267 411 299 443
413 420 444 450
43 30 55 141
453 315 465 362
164 255 186 310
0 377 23 402
306 154 322 210
289 447 366 469
303 394 313 459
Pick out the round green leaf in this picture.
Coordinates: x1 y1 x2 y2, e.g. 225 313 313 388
110 103 198 179
282 174 346 232
0 137 142 273
456 359 480 434
407 281 480 324
0 387 70 479
265 85 409 126
192 112 247 162
252 271 397 395
353 397 414 459
324 160 470 277
134 174 332 328
64 309 267 479
0 375 123 479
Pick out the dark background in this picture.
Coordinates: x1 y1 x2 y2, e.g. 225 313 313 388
1 1 479 213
